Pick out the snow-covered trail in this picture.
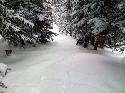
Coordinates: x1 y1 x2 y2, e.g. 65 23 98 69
1 25 125 93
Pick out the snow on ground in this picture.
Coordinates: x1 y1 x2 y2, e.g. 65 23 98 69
0 25 125 93
0 63 8 78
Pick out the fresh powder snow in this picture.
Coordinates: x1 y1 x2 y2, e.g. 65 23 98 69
0 24 125 93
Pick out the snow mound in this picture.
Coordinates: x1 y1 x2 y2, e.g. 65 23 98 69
0 63 8 78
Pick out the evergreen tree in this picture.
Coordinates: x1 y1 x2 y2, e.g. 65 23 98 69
0 0 58 47
58 0 125 51
53 0 72 35
87 0 125 51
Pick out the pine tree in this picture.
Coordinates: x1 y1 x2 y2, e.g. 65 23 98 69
0 0 58 47
53 0 73 35
88 0 125 51
60 0 125 51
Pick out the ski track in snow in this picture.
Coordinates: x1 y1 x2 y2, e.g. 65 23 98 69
1 25 125 93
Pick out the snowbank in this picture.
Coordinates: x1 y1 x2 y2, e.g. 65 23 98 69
0 63 8 78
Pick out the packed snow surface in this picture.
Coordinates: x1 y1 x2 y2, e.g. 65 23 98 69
1 24 125 93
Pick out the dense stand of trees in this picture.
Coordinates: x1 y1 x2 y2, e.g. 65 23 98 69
54 0 125 52
0 0 58 47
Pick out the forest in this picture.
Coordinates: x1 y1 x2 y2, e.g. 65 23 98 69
0 0 125 93
0 0 125 51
